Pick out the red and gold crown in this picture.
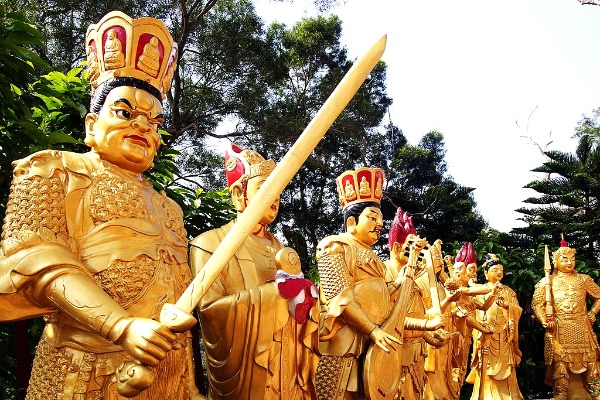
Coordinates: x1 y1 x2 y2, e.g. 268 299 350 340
224 143 276 187
335 167 384 209
85 11 177 100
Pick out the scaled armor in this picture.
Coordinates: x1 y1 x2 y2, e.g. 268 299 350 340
0 150 195 399
316 233 394 400
532 271 600 398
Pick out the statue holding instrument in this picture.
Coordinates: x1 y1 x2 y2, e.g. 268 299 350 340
467 254 523 400
315 167 408 400
421 239 463 400
386 208 448 400
532 238 600 400
189 143 319 400
0 11 203 399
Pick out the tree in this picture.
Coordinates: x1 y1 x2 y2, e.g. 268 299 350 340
514 109 600 271
210 14 393 267
384 130 486 245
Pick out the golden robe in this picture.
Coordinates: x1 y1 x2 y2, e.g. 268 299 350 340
469 285 523 400
190 221 318 400
0 150 195 399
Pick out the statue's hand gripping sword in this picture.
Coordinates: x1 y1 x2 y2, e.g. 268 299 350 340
116 34 387 397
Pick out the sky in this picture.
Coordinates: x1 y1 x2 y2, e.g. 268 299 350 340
251 0 600 232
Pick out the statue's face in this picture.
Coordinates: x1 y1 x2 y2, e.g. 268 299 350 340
466 263 477 278
452 262 468 285
351 206 383 246
556 253 576 273
85 86 163 174
485 264 504 283
243 174 279 225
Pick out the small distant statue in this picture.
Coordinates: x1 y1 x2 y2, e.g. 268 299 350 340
444 256 498 392
532 238 600 400
467 254 523 400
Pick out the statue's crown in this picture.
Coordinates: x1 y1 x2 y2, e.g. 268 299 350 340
85 11 177 101
335 167 384 209
224 143 276 187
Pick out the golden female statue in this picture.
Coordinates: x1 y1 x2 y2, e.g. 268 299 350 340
189 143 319 400
0 11 202 399
532 239 600 400
467 254 523 400
315 167 403 400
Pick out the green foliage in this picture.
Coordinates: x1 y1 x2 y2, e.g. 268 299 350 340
185 187 236 239
384 130 486 245
0 9 52 210
514 108 600 271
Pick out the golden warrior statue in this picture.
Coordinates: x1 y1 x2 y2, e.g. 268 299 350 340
189 143 319 400
0 11 203 399
315 167 403 400
532 238 600 400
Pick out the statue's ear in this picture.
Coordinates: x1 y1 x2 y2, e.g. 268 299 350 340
230 184 245 213
346 216 357 234
84 113 98 148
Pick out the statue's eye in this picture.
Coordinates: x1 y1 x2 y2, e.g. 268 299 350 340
114 109 132 119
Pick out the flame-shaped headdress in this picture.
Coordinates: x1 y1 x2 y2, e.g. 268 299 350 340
456 242 477 265
388 207 417 251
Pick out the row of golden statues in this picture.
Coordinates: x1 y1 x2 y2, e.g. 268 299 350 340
1 10 600 400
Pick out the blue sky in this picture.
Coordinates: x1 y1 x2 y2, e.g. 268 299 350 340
253 0 600 232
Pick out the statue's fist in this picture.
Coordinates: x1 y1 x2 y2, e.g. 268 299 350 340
113 317 176 366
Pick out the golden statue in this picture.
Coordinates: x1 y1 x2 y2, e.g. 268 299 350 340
189 143 319 400
315 167 405 400
386 209 447 400
86 45 100 83
421 240 463 400
466 254 523 400
0 11 203 399
532 238 600 400
444 258 498 394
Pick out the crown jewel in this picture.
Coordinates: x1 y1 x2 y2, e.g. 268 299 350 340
335 167 384 209
224 143 276 187
85 11 177 101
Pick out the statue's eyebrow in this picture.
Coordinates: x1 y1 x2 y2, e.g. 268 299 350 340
112 98 133 108
155 113 165 120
